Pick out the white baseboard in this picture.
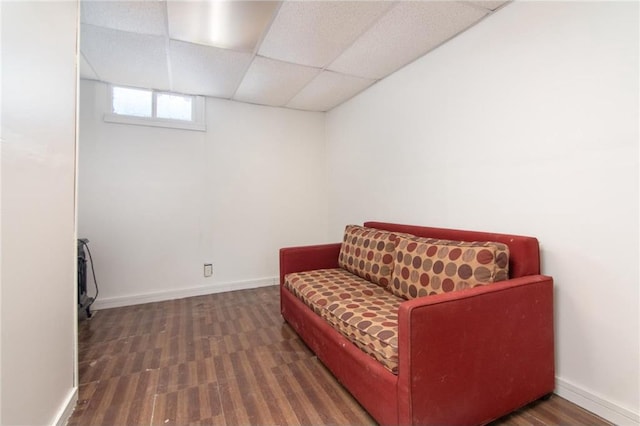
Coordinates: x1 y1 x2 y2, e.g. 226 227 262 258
53 387 78 426
91 277 278 310
555 377 639 426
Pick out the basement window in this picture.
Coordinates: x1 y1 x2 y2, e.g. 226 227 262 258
105 85 206 131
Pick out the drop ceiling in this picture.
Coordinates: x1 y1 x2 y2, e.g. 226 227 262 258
80 0 509 112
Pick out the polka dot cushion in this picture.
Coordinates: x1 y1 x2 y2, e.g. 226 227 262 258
338 225 405 289
284 268 349 317
284 268 402 374
406 237 510 281
389 236 510 300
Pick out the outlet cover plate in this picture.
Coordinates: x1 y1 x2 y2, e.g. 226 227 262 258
204 264 213 277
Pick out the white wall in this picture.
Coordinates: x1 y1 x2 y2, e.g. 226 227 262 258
78 80 327 307
1 1 78 425
326 1 638 424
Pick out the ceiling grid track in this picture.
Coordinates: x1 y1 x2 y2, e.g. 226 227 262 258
162 1 174 92
277 1 399 110
79 0 512 112
229 1 284 101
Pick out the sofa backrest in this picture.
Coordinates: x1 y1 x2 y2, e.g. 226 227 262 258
338 224 403 288
389 236 511 299
364 221 540 278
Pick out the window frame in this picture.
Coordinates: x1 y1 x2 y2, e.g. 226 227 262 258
155 91 194 122
104 85 206 132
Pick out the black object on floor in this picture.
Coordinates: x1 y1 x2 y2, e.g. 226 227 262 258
78 238 98 319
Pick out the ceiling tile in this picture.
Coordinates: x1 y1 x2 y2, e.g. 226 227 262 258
79 0 511 112
286 71 375 112
81 0 167 36
81 24 170 90
328 2 488 80
258 1 393 68
79 53 99 80
234 57 321 107
167 1 279 52
169 40 253 98
466 1 510 11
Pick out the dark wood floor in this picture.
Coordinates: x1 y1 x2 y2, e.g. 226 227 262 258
69 285 611 426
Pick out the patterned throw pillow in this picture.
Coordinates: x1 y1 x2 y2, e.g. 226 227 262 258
338 225 403 288
389 236 510 300
406 237 510 281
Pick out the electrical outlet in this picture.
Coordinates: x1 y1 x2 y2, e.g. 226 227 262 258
204 263 213 277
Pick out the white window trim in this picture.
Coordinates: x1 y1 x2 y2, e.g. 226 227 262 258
104 85 206 132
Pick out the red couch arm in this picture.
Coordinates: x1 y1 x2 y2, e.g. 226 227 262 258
279 243 342 285
396 275 555 426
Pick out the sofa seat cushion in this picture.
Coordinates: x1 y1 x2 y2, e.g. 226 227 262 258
284 268 402 374
338 225 405 288
390 236 510 300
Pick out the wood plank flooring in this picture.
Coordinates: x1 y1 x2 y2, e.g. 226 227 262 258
69 285 611 426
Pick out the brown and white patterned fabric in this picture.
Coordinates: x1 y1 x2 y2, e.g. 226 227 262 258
284 268 402 374
338 225 404 288
407 237 510 281
389 236 510 300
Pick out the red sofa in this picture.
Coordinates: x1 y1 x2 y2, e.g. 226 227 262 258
279 221 555 425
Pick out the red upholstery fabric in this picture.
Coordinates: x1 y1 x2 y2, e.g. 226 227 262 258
278 243 341 285
396 275 555 425
280 222 554 426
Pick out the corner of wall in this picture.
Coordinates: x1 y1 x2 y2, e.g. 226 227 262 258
555 378 639 426
53 388 78 426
